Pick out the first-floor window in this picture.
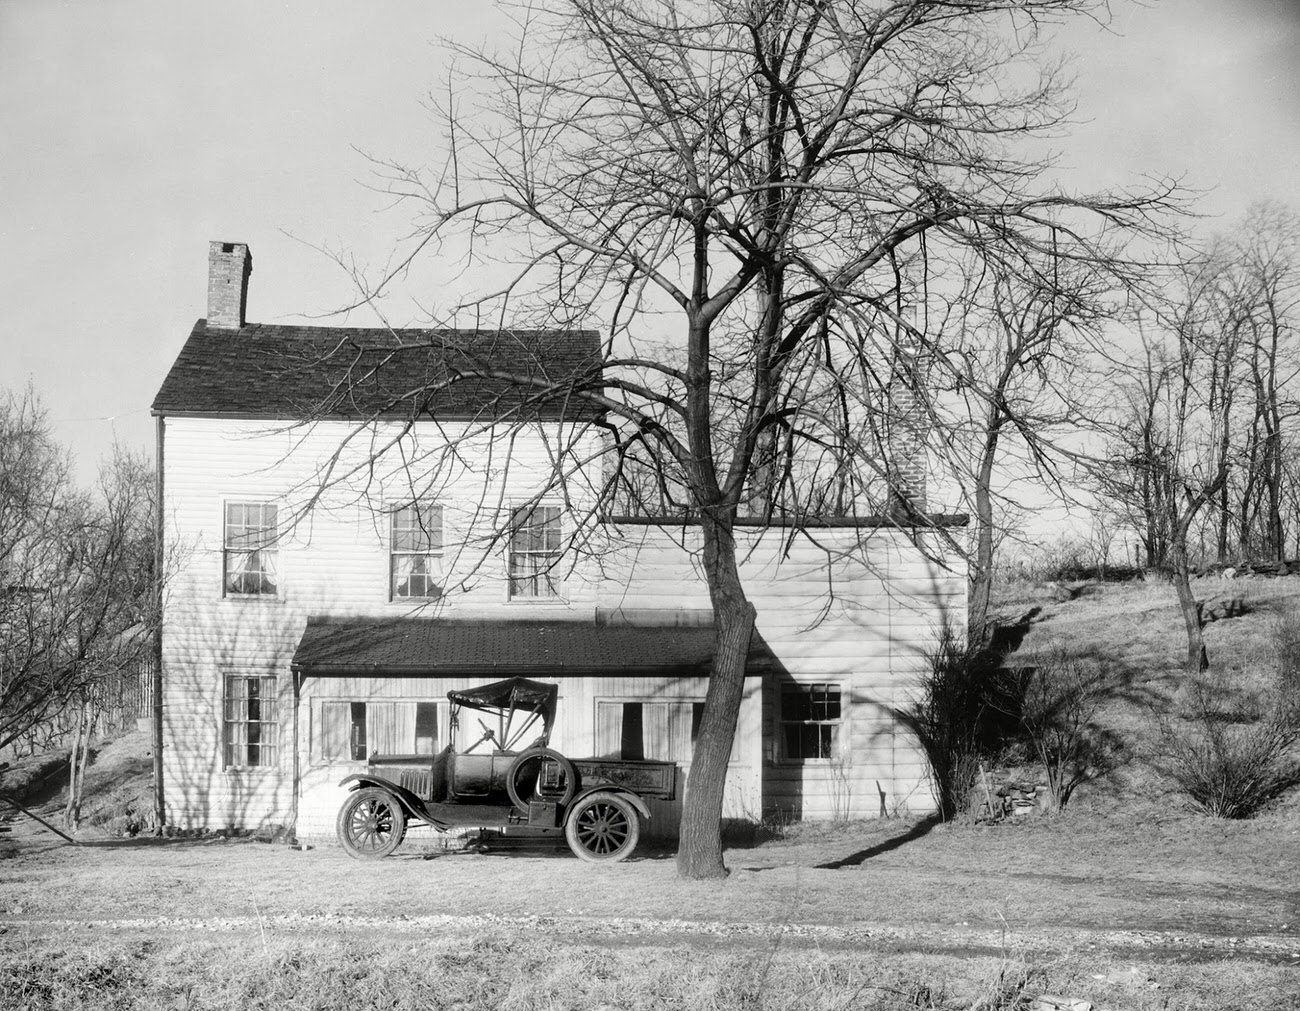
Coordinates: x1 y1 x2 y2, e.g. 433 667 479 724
780 682 842 761
318 701 441 760
224 674 278 768
596 700 737 763
508 505 561 598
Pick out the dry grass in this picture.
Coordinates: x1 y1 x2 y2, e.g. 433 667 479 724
2 803 1298 1010
2 926 1297 1011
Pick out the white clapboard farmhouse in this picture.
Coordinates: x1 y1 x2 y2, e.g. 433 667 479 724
150 242 966 842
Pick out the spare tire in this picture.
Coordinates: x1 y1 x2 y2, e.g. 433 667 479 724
506 747 577 813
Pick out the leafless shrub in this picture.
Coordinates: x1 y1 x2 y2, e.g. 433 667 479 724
898 628 1019 821
1159 674 1300 819
1017 647 1119 813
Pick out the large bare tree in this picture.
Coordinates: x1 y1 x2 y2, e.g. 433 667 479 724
321 0 1176 878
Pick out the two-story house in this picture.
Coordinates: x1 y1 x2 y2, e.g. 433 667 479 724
150 241 966 842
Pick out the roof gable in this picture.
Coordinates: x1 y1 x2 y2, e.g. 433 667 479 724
152 321 603 421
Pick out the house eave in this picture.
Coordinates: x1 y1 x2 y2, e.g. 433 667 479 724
604 512 970 529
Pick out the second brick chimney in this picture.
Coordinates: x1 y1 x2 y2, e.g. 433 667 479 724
207 241 252 329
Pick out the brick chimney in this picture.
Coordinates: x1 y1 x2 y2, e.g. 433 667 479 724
206 241 252 329
886 343 928 519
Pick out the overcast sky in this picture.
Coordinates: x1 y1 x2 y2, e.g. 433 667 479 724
2 0 1298 485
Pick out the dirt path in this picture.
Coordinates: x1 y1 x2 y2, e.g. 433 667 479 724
6 906 1297 967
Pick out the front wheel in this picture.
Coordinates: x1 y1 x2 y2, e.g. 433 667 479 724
337 787 406 859
564 792 640 863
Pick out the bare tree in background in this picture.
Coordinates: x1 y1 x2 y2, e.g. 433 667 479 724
319 0 1177 878
0 386 155 766
934 245 1112 642
1222 205 1300 563
1097 260 1249 672
1100 208 1300 579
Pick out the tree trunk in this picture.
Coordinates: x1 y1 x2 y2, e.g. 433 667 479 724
677 514 756 880
64 697 88 829
1170 538 1208 673
967 421 1001 645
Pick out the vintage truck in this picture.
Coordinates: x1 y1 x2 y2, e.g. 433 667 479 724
336 677 677 863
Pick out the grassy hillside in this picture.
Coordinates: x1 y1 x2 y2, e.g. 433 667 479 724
987 570 1300 818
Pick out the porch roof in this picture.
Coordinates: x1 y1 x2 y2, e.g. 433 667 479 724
291 617 778 678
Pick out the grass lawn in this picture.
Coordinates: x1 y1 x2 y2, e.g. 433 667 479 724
2 574 1298 1009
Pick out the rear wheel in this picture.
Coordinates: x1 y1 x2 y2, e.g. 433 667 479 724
337 787 406 859
564 792 640 863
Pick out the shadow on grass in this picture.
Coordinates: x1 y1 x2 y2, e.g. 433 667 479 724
813 815 941 869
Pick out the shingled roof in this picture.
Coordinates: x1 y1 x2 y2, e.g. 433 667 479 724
291 618 779 678
152 320 603 421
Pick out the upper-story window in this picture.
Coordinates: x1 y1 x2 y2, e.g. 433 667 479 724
223 502 278 596
508 505 561 599
390 504 443 600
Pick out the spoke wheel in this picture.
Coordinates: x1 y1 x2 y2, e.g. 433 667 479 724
565 792 640 863
337 787 406 859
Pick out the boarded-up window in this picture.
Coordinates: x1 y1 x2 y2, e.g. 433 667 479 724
318 701 440 760
780 683 842 761
597 700 731 763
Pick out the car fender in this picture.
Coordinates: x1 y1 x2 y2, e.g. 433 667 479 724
339 773 445 828
566 787 652 823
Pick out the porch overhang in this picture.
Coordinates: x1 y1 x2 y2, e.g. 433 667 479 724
290 617 778 679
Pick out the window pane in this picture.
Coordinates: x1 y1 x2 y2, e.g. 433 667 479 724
415 703 439 755
392 504 442 551
782 687 811 722
620 702 644 761
392 553 443 599
350 701 368 760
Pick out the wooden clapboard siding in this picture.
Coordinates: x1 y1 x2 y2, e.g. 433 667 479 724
161 416 607 831
612 524 963 822
161 414 964 835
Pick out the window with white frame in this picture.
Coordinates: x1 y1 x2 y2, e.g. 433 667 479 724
596 700 739 763
223 674 278 768
223 502 279 596
390 503 444 600
779 682 842 761
317 701 441 760
508 505 561 598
